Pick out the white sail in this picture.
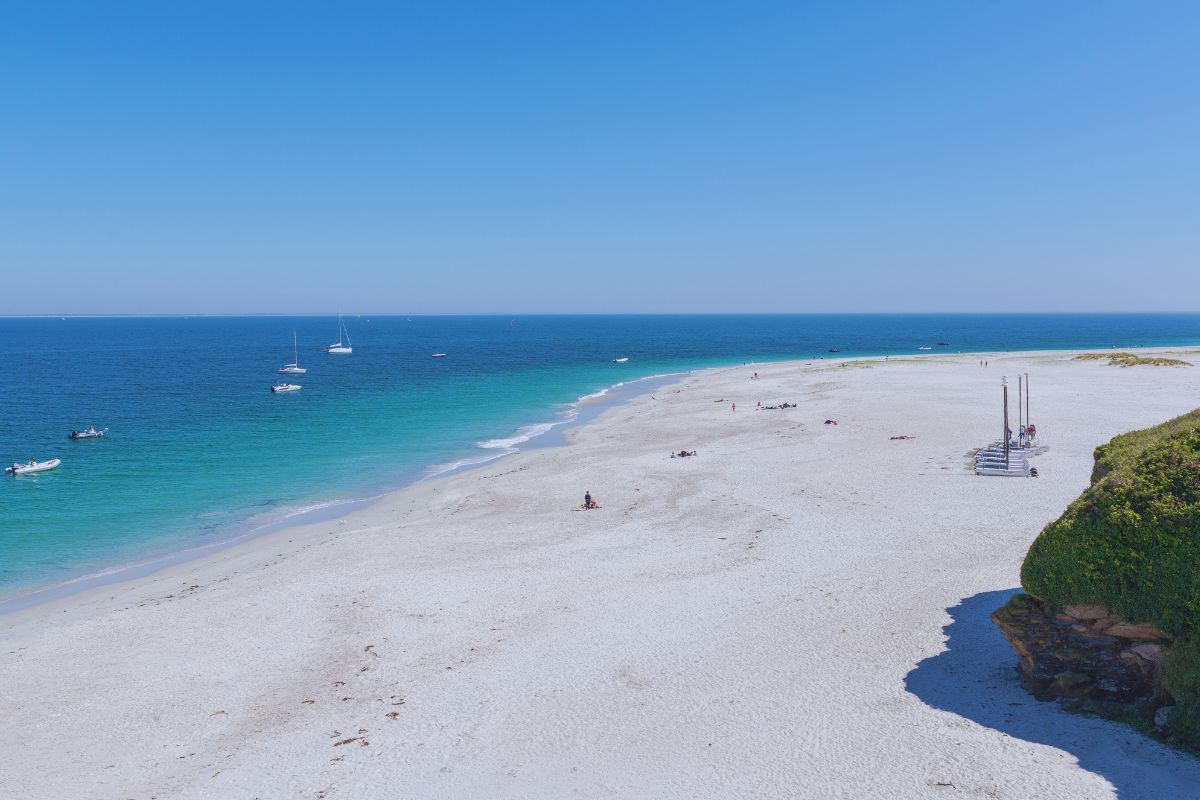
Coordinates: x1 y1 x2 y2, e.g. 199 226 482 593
280 330 307 373
326 314 353 354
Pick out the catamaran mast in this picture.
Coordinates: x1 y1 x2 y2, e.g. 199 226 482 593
1002 376 1010 468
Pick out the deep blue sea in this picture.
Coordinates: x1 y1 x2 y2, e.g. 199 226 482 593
2 313 1198 600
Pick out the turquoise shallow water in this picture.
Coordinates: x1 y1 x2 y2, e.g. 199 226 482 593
1 313 1198 599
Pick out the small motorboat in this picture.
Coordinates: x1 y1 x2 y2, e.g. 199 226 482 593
918 346 932 351
271 383 302 393
431 353 447 358
937 341 949 346
827 348 840 353
6 459 61 475
612 357 629 363
68 427 107 440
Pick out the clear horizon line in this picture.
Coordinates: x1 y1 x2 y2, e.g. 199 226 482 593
4 310 1200 319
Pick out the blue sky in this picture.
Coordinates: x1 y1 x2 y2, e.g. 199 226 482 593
2 1 1197 314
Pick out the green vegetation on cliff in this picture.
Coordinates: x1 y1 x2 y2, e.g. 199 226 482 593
1021 408 1200 747
1163 638 1200 750
1022 409 1200 633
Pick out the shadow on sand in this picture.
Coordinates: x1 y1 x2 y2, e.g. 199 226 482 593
905 589 1200 799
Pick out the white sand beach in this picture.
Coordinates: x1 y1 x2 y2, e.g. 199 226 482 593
4 349 1200 800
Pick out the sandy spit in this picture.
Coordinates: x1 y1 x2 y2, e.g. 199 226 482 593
3 348 1200 799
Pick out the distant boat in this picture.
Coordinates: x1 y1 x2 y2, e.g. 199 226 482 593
431 353 447 358
827 348 840 353
325 314 353 354
612 357 629 363
271 383 302 393
918 346 932 351
937 341 949 346
68 426 107 440
6 458 61 475
279 331 307 374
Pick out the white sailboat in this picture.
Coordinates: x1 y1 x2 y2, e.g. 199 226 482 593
279 331 307 374
325 314 353 354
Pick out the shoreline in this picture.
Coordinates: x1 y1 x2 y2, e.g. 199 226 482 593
0 370 691 615
3 342 1197 617
4 345 1200 798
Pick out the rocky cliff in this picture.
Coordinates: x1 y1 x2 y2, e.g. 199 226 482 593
992 594 1167 703
996 408 1200 750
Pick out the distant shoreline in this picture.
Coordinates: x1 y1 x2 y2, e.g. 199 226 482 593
5 311 1200 319
3 312 1200 610
4 343 1199 615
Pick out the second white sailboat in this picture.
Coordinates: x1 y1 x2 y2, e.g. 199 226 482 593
325 314 353 354
279 330 307 373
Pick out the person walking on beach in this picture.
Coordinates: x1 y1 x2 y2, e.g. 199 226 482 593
731 402 736 412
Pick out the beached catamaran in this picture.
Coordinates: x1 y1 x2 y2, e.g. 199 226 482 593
325 314 352 354
279 330 307 374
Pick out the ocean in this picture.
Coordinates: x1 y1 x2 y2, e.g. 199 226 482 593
2 313 1198 601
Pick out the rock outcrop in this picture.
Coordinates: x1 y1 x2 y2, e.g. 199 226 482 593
992 593 1168 703
1001 407 1200 749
